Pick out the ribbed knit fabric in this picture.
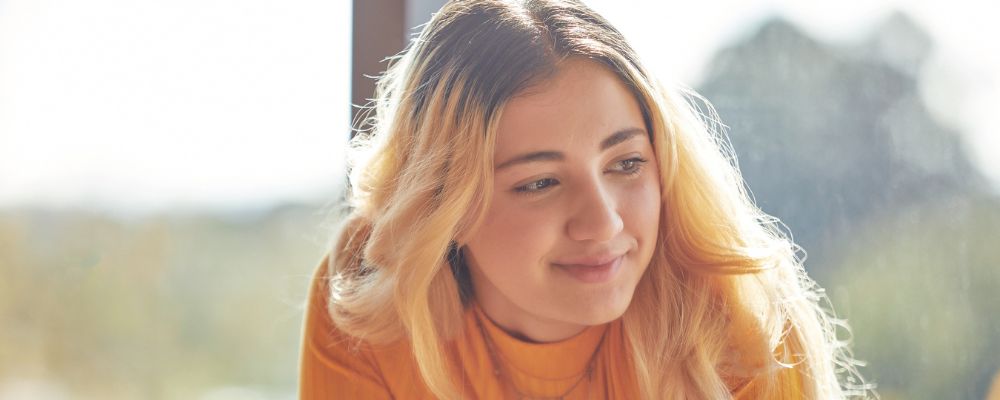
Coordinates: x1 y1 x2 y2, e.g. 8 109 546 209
299 256 801 399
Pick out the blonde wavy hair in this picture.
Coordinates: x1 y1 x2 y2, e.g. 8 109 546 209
326 0 869 398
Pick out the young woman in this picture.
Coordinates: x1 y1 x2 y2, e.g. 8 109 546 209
300 0 868 398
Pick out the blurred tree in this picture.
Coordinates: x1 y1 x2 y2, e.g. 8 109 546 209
696 12 1000 399
698 13 985 278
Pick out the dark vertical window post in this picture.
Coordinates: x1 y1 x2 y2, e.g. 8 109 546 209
351 0 406 139
350 0 446 139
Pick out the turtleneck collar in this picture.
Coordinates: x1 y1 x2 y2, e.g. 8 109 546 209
470 301 609 380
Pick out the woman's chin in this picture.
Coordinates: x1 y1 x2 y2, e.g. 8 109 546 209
558 291 636 326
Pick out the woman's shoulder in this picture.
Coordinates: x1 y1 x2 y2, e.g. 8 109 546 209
299 255 427 398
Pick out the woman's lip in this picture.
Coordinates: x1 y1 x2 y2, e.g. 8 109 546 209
552 252 626 267
553 255 624 283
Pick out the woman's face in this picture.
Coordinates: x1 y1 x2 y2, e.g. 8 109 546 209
463 58 662 342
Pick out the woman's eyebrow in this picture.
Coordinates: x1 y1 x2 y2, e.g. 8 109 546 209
494 127 647 171
600 127 645 150
495 151 564 171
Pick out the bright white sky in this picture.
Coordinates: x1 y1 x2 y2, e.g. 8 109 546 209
1 0 997 214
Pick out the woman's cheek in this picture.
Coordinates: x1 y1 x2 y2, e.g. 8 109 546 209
622 173 662 237
488 201 560 268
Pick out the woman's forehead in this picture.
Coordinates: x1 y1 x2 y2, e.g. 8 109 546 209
494 59 646 157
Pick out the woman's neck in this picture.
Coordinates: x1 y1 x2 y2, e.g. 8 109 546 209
473 289 589 343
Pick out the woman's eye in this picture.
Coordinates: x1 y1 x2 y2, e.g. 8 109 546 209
514 178 559 194
613 157 648 175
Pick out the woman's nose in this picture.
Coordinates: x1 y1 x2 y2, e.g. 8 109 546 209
566 180 624 242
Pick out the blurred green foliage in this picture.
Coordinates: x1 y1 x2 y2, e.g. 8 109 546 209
827 194 1000 400
0 205 334 399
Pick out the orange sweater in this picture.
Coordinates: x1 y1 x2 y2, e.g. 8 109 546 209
300 257 801 399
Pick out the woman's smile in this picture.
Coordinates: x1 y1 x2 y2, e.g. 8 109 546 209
552 252 626 284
